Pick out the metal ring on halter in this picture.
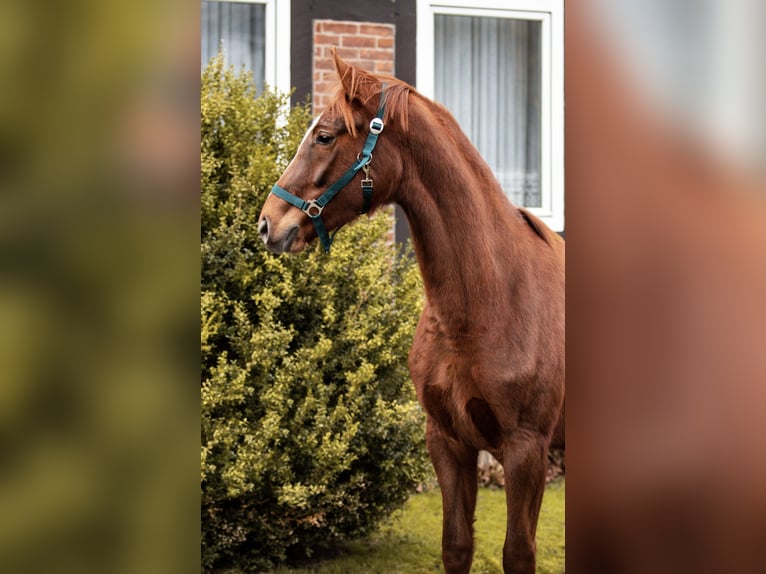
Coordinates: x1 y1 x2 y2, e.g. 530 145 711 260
369 117 384 135
303 200 323 218
356 152 373 165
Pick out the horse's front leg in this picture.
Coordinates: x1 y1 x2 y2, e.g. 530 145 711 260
426 417 478 574
501 428 548 574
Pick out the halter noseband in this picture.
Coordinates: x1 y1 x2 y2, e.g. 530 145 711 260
269 86 387 253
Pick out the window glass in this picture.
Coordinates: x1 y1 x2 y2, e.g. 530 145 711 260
201 1 266 92
434 15 542 207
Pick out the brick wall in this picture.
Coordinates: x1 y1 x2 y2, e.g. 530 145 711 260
312 20 395 114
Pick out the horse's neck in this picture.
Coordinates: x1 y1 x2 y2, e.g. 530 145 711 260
396 114 526 334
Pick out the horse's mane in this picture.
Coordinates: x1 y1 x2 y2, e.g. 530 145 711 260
326 51 410 138
519 207 561 247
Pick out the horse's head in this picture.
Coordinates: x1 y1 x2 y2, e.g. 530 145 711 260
259 50 408 254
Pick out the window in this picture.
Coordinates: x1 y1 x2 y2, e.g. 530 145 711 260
417 0 564 231
201 0 290 95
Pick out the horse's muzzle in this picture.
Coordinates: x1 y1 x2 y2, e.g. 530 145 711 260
259 217 298 254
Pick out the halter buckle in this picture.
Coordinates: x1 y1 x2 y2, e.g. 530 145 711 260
369 117 384 135
303 200 323 218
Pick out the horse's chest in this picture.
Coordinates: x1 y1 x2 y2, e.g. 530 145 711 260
408 307 524 449
411 346 507 450
409 327 507 398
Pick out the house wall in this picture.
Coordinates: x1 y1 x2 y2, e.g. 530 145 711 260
290 0 416 110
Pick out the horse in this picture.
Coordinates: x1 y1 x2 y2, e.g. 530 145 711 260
258 49 565 574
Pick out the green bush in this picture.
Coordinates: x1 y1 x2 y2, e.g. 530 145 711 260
201 54 430 572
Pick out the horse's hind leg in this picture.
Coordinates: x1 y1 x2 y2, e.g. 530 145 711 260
502 429 548 574
426 418 478 574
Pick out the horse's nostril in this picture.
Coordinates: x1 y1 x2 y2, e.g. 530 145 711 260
258 218 269 242
283 224 299 252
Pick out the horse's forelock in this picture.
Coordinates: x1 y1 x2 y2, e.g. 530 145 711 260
327 65 410 137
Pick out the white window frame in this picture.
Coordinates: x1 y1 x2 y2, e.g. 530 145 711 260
204 0 291 96
417 0 564 231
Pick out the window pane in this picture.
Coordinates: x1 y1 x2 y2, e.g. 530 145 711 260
201 1 266 92
435 15 542 207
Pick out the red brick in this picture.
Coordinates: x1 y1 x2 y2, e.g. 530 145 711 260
316 70 336 83
319 21 359 35
314 33 340 46
333 47 361 60
359 24 393 37
313 81 337 95
356 60 377 72
377 36 394 49
341 35 377 48
359 48 394 61
314 58 335 71
375 60 394 74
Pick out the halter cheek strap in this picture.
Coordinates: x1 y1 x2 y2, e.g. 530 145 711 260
270 86 387 253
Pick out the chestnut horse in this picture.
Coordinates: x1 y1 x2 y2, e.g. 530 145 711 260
259 52 564 574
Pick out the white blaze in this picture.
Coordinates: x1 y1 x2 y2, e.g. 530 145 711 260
284 114 321 174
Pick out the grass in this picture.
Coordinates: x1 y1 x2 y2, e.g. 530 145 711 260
272 479 565 574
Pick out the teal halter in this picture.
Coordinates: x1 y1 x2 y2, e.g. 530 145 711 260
270 87 387 253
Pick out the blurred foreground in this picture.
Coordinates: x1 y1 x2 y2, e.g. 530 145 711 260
567 2 766 573
0 1 199 573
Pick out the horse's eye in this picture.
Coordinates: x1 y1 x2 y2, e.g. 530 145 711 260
315 134 335 146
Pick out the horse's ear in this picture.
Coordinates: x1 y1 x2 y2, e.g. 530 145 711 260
332 48 353 94
332 47 376 103
332 48 348 78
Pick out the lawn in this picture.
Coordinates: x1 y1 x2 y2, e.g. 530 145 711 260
273 479 565 574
